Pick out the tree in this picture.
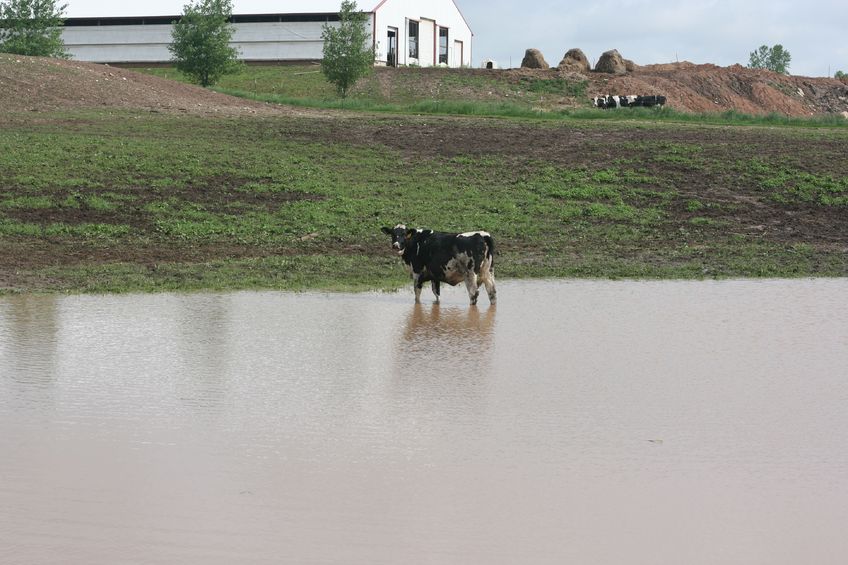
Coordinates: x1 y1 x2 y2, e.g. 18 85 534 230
0 0 68 58
836 70 846 79
748 44 791 74
168 0 241 87
321 0 375 98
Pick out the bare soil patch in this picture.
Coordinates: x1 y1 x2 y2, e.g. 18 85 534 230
0 53 289 116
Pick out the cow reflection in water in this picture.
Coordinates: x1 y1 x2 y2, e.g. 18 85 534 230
402 303 496 345
391 304 497 412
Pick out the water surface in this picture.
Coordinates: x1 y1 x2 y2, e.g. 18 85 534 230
1 279 847 564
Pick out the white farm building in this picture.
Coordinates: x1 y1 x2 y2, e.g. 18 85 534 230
62 0 473 68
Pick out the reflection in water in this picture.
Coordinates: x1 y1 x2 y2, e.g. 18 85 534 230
402 303 496 345
0 295 59 391
172 294 232 415
1 280 848 565
391 303 497 422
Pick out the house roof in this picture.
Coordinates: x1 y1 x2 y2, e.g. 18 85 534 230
64 1 380 19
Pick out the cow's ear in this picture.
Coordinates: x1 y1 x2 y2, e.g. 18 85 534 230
404 228 416 239
380 227 391 235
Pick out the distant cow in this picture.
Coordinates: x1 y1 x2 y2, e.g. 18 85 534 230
592 94 666 108
381 224 497 305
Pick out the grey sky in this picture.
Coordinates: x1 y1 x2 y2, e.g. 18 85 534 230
64 0 848 77
458 0 848 77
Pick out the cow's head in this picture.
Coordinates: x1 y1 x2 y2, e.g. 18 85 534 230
381 224 409 254
382 225 433 255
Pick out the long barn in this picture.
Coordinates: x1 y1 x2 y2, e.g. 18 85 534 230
62 0 473 68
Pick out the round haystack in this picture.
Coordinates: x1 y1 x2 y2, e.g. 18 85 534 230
595 49 627 75
558 48 590 73
521 48 550 69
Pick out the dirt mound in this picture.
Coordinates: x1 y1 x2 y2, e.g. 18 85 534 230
586 62 848 115
0 53 286 115
521 49 550 69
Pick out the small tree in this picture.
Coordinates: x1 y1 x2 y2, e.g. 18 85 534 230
321 0 375 98
169 0 241 87
836 70 846 79
0 0 68 58
748 44 791 74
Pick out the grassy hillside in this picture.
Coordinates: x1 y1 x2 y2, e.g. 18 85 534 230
143 64 591 111
1 107 846 294
140 64 848 124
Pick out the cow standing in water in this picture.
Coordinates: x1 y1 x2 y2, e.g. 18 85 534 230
381 224 497 305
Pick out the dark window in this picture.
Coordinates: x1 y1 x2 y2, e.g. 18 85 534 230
439 27 448 64
408 20 419 59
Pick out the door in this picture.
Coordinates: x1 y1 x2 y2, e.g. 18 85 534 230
453 40 463 67
387 27 397 67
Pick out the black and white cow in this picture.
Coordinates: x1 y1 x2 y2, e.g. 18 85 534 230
381 224 497 305
592 94 667 108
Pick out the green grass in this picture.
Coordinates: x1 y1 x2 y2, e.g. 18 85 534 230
0 109 845 294
736 157 848 206
33 254 409 294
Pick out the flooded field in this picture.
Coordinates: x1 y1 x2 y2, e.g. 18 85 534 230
1 279 847 565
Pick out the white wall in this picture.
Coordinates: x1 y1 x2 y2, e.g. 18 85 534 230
373 0 472 67
63 20 340 63
62 0 471 67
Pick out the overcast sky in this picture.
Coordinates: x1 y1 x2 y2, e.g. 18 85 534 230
65 0 848 77
461 0 847 77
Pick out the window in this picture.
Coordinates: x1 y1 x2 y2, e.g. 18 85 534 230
408 20 419 59
439 27 449 65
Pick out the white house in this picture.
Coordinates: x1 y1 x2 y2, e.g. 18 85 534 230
61 0 473 67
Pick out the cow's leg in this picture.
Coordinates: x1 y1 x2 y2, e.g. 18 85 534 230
431 280 441 303
464 272 480 306
482 268 497 305
412 273 424 303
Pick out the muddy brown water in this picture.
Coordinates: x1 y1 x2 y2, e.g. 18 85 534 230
1 279 847 565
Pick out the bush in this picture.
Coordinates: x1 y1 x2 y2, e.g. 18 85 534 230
748 44 791 74
0 0 68 58
168 0 241 87
321 1 374 98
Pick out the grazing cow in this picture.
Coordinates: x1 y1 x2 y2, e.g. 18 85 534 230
381 224 497 305
592 94 666 109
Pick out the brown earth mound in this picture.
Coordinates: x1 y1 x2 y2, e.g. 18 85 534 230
0 53 286 115
588 61 848 115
